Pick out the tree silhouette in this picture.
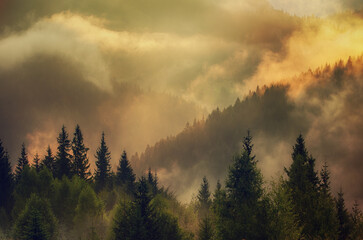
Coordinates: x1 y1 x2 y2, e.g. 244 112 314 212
55 126 72 179
41 145 55 175
116 150 135 194
336 189 351 240
94 132 112 191
15 143 29 181
197 176 211 219
72 125 90 180
33 153 40 172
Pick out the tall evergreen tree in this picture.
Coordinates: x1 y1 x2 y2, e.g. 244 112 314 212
116 150 135 194
41 145 55 175
72 125 90 180
13 194 57 240
215 131 265 240
350 201 363 239
197 176 211 219
94 132 112 191
285 134 321 238
15 143 29 181
147 168 158 195
198 217 214 240
33 153 40 172
55 125 72 179
336 189 351 240
0 139 13 214
317 162 339 239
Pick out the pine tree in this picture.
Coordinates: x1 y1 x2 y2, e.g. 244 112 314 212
336 189 351 240
218 131 264 239
15 143 29 181
317 162 338 239
285 134 321 238
72 125 90 180
94 132 111 191
116 150 135 194
350 201 363 239
147 168 158 195
13 194 57 240
0 139 13 214
197 176 211 219
41 145 55 175
55 125 72 179
198 217 214 240
33 153 40 172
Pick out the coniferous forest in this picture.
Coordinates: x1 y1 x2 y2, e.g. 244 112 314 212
0 124 362 239
1 0 363 239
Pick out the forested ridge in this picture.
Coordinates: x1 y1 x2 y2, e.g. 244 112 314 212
0 125 362 239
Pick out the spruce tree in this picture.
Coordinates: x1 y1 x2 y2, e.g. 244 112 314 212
198 217 214 240
350 201 363 239
197 176 211 219
15 143 29 181
13 194 57 240
0 139 13 213
219 131 264 239
33 153 40 172
72 125 90 180
55 125 72 179
41 145 55 175
147 168 158 195
116 150 135 194
285 134 321 238
94 132 112 191
317 162 338 239
336 189 351 240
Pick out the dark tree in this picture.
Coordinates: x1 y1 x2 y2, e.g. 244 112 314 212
15 143 29 181
350 201 363 239
285 134 321 238
116 150 135 194
55 126 72 179
111 176 182 240
198 217 214 240
94 132 112 191
317 162 338 239
33 153 40 172
13 194 57 240
214 131 265 240
336 189 351 240
41 145 55 175
147 168 158 195
72 125 90 180
0 139 13 218
197 176 211 219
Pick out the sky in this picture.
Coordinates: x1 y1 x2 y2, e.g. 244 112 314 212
0 0 362 205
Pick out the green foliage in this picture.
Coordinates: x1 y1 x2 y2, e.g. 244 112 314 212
13 194 57 240
267 178 302 240
147 168 158 196
116 150 135 194
215 131 265 240
285 134 322 238
111 176 183 240
55 125 72 179
15 143 29 181
196 176 211 219
94 132 112 192
72 124 91 180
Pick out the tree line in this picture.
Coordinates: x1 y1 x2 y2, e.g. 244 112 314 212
0 125 362 239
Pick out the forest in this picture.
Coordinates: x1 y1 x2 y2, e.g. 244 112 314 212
0 124 362 240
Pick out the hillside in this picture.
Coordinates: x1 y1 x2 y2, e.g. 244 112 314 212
134 56 363 204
